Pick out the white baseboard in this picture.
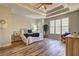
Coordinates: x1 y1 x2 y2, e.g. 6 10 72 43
0 43 11 47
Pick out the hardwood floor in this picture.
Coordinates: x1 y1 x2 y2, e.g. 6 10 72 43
0 39 65 56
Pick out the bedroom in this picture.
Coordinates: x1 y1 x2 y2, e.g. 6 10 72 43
0 3 79 56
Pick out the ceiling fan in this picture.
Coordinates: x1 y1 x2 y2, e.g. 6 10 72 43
36 3 52 10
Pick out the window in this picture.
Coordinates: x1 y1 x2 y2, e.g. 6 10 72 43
50 20 55 34
50 17 69 34
62 17 69 34
56 19 61 34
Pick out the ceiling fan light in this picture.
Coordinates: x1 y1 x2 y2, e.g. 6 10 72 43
41 5 44 8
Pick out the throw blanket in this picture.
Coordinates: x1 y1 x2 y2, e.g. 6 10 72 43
24 33 39 38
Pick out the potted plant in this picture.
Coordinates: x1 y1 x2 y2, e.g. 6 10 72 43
43 24 49 37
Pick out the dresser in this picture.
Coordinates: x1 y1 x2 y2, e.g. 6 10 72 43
65 35 79 56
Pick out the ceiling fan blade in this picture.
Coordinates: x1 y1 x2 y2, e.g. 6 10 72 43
44 5 47 10
35 4 42 9
42 3 52 5
47 3 52 5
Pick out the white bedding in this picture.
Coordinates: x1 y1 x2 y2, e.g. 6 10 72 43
20 33 43 45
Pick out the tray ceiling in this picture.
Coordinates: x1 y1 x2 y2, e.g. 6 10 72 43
0 3 79 19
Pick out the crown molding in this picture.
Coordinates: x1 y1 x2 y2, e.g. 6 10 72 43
16 4 46 16
45 9 79 19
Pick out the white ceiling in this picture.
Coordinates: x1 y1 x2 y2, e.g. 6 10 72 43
0 3 46 19
0 3 79 19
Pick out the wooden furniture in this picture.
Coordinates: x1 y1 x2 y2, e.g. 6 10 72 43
65 35 79 56
61 35 66 43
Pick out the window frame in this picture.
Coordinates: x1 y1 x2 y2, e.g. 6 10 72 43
61 17 69 34
49 17 69 34
50 20 55 34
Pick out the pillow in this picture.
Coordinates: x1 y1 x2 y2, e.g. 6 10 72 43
32 33 39 37
28 29 32 33
63 32 71 36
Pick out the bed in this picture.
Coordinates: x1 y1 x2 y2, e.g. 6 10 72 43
20 29 43 45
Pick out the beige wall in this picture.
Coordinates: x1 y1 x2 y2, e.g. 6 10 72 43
11 14 36 33
0 5 12 47
69 11 79 35
44 10 79 40
35 19 44 33
0 5 37 47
